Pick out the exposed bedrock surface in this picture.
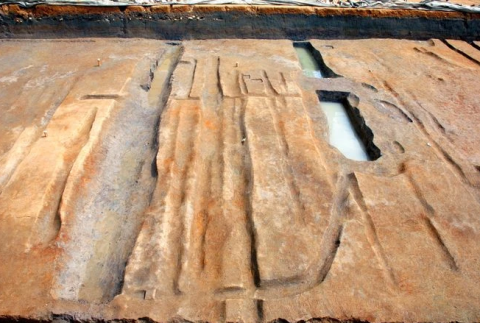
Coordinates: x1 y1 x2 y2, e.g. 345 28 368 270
1 38 480 322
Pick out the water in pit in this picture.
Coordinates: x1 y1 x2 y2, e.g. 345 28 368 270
321 101 370 161
294 46 323 79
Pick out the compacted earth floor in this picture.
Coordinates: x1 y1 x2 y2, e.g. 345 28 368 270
1 38 480 322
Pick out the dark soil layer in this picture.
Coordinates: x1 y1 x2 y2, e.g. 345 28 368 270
0 4 480 40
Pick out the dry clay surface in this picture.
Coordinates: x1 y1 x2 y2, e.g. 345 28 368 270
1 38 480 322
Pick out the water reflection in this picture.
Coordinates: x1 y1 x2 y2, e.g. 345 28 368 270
294 46 323 79
321 101 370 161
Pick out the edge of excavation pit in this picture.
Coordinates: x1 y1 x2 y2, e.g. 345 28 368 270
0 4 479 40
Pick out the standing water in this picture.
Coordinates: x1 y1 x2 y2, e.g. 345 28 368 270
294 45 323 78
321 101 370 161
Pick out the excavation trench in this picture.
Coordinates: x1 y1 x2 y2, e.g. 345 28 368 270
51 45 182 303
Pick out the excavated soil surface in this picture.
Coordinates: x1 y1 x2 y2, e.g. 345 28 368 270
1 38 480 322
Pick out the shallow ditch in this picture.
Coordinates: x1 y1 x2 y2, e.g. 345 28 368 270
51 45 182 303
